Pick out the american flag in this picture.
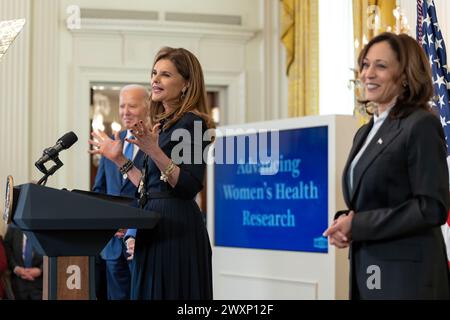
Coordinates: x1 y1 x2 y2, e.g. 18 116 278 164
416 0 450 264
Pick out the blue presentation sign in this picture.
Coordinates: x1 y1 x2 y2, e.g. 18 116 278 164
214 126 328 253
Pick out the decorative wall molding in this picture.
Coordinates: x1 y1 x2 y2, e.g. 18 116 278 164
72 18 259 42
205 71 247 125
262 0 287 120
164 12 242 26
65 66 150 189
80 8 159 21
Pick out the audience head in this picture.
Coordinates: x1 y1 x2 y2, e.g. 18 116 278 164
119 84 150 130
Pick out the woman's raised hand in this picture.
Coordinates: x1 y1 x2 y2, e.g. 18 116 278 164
127 120 161 157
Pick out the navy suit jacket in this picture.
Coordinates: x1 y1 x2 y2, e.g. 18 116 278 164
93 131 144 260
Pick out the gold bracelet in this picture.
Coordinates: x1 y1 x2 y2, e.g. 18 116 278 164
160 160 176 182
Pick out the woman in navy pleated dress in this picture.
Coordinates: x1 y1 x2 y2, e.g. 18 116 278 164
90 47 214 299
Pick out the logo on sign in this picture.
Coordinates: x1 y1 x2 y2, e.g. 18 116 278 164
66 265 81 290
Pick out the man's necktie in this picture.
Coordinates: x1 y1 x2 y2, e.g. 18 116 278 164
124 137 134 161
23 236 33 268
123 138 134 181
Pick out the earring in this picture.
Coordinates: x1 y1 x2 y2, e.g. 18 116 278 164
402 80 408 88
181 88 187 100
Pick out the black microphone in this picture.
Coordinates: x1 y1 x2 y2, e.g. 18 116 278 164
35 131 78 169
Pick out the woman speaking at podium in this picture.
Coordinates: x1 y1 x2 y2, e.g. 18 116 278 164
324 33 450 299
89 47 214 299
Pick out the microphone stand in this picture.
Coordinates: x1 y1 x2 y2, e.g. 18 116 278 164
36 156 64 186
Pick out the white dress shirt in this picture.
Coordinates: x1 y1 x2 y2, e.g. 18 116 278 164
348 104 394 192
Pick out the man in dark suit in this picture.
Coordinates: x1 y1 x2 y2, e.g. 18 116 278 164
3 225 43 300
92 84 149 300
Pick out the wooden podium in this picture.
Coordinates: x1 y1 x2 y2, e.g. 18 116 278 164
8 183 160 300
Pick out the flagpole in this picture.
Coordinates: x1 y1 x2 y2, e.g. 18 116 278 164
417 0 423 43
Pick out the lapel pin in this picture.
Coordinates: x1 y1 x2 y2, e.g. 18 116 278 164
377 138 383 145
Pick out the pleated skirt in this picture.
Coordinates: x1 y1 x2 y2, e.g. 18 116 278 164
130 198 213 300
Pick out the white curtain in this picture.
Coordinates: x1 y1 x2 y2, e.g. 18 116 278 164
319 0 355 115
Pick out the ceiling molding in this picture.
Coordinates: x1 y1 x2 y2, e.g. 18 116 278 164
71 18 259 42
80 8 159 21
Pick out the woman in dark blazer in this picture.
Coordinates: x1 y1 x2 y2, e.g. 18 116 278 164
324 32 450 299
89 47 214 299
